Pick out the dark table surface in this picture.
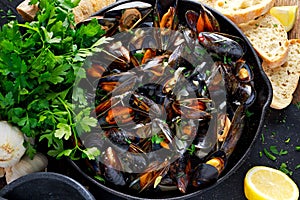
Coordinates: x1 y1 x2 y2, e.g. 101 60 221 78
1 0 300 199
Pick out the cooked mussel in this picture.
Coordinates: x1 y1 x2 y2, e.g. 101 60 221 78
185 4 220 34
235 59 254 83
198 32 245 61
79 0 257 195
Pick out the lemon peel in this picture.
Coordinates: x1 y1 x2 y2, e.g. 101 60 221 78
244 166 299 200
270 6 298 32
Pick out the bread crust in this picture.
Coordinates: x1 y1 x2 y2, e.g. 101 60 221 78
288 39 300 76
73 0 115 23
198 0 275 24
270 94 294 110
263 39 300 109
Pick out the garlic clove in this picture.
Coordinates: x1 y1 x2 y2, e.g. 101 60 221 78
5 153 48 184
0 121 26 168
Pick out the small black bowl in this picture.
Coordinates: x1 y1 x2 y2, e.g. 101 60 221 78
70 0 272 199
0 172 95 200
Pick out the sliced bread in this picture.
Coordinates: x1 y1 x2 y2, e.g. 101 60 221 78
73 0 115 23
238 14 289 68
198 0 275 24
262 39 300 110
287 39 300 76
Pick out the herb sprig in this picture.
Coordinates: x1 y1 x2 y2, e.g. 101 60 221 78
0 0 108 159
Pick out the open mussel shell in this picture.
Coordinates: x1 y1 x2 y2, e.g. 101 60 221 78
215 32 247 54
234 83 256 106
235 60 254 83
69 0 272 199
185 10 199 33
198 32 246 62
191 163 219 188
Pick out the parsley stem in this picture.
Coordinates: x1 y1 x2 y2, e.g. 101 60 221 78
261 133 265 143
57 96 79 150
279 163 292 175
263 148 276 161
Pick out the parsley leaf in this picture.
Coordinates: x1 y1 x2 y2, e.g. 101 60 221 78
0 0 106 160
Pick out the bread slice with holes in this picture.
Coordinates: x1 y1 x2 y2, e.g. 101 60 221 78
262 39 300 109
198 0 275 24
238 13 289 68
287 39 300 76
73 0 115 23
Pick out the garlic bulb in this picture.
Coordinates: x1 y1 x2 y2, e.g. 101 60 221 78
0 121 26 168
5 153 48 184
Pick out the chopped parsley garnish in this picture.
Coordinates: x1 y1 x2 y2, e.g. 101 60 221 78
263 148 276 161
279 163 293 176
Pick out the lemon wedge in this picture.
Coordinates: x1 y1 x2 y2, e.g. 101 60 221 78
270 6 298 32
244 166 299 200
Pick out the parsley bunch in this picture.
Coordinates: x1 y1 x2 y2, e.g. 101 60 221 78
0 0 107 159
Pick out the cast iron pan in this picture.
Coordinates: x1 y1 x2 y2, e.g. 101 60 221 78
69 0 272 199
